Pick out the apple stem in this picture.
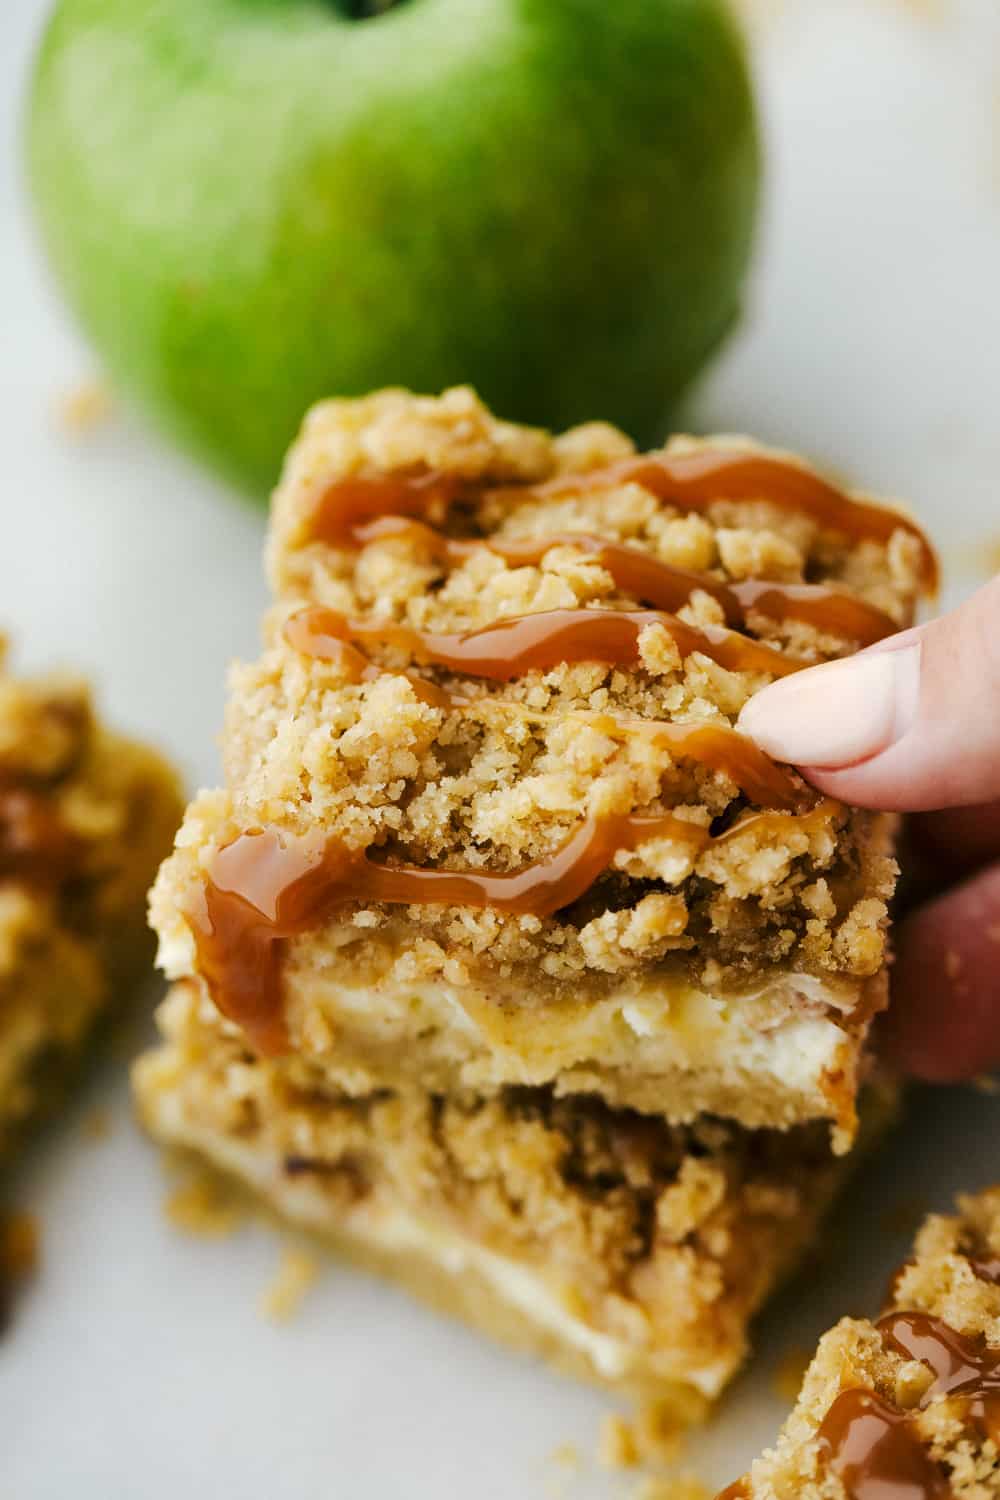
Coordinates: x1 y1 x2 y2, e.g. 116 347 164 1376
340 0 403 17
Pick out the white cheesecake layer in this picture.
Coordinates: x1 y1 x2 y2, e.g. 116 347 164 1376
157 916 868 1139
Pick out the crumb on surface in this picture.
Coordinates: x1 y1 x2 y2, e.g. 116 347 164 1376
627 1397 694 1471
883 0 945 23
55 379 114 435
598 1413 640 1470
164 1163 247 1239
82 1107 111 1142
259 1244 322 1322
601 1426 711 1500
722 0 788 39
544 1441 583 1500
548 1443 583 1471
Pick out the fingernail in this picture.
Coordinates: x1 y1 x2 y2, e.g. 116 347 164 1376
737 643 921 768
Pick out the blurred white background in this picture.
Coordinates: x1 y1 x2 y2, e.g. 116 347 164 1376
2 2 1000 1495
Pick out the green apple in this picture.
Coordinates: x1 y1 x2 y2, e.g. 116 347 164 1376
27 0 759 495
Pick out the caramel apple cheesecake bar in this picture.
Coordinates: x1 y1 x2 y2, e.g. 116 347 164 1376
135 386 932 1405
715 1188 1000 1498
0 643 180 1156
145 386 932 1145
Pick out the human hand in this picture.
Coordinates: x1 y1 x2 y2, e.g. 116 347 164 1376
738 574 1000 1083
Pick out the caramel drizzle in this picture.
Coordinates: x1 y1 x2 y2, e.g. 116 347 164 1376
308 449 938 588
189 801 838 1054
816 1387 952 1500
352 515 900 647
0 787 81 886
811 1311 1000 1500
282 612 453 709
580 715 810 811
284 602 804 684
537 451 938 589
283 608 810 810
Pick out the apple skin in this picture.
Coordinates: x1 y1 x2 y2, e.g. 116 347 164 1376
27 0 759 495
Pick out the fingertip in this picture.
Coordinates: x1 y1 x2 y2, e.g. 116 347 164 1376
792 761 929 812
735 651 906 771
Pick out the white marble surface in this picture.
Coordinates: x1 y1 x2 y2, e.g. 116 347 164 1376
1 2 999 1495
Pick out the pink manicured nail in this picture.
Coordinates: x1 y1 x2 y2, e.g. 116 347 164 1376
737 643 921 769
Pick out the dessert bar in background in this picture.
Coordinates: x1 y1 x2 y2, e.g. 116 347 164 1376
136 385 935 1405
716 1187 1000 1498
0 641 181 1157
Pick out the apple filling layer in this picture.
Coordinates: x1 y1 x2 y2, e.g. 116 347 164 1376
135 981 897 1405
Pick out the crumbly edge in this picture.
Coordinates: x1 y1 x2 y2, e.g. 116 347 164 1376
133 980 897 1401
734 1189 1000 1498
0 658 182 1155
152 386 921 1022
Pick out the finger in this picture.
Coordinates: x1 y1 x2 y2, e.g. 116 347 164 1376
737 574 1000 812
909 799 1000 877
883 861 1000 1082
